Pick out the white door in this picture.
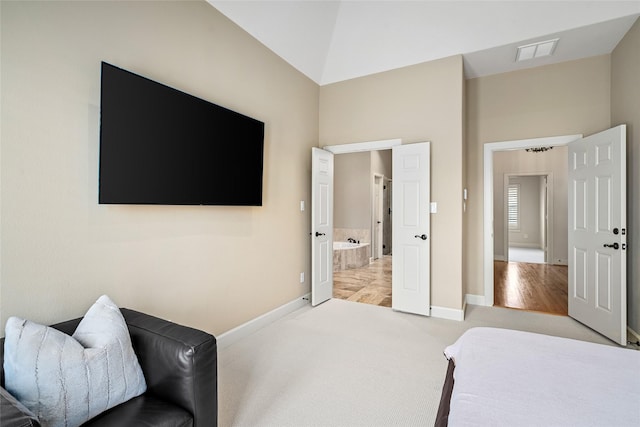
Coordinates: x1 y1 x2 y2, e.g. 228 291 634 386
568 125 627 345
311 148 334 306
392 142 431 316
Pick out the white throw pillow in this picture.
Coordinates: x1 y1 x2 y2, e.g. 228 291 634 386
3 295 147 427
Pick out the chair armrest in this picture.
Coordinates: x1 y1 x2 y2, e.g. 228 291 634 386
120 308 217 427
1 387 40 427
0 307 216 427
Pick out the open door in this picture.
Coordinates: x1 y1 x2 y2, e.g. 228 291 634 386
311 148 334 306
392 142 431 316
568 125 627 345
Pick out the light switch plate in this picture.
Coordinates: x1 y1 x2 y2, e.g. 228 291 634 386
430 202 437 213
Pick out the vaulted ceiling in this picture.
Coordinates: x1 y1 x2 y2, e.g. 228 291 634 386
208 1 640 85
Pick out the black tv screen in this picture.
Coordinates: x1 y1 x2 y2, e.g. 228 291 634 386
99 62 264 206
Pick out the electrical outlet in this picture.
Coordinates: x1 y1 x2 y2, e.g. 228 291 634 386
300 272 305 283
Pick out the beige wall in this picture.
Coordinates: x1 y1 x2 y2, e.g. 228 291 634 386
465 55 612 296
334 152 371 231
493 147 568 263
320 55 465 310
0 1 319 334
611 18 640 334
371 150 392 180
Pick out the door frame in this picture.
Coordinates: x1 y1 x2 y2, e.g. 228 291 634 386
503 172 553 264
483 134 581 306
383 176 392 255
321 138 401 294
373 173 385 260
324 138 402 155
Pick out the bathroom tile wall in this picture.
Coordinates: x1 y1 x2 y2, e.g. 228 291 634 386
334 228 370 244
333 242 370 272
334 228 371 258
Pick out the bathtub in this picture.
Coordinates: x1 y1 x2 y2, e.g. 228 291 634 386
333 241 370 272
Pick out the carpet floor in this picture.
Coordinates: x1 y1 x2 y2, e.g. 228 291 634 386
218 299 616 427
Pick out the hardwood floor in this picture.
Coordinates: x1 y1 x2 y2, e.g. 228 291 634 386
494 261 568 316
334 257 566 314
333 256 392 307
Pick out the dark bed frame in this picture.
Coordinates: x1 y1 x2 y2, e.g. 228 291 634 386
434 359 455 427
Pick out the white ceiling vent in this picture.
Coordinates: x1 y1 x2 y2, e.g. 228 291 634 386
516 38 559 62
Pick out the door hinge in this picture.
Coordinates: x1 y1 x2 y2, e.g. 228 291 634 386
622 243 627 250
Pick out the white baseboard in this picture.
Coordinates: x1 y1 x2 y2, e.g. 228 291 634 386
431 305 465 321
509 243 542 249
465 294 486 306
628 326 640 342
494 255 506 261
217 293 310 350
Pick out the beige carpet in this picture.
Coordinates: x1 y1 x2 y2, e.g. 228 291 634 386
218 299 615 427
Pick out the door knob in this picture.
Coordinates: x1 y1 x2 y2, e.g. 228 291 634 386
414 234 428 240
315 232 325 237
603 243 619 250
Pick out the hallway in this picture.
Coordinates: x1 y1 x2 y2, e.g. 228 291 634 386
494 261 568 316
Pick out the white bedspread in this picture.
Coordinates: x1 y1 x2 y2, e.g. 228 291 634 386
444 327 640 427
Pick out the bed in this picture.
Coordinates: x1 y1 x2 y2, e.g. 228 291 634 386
435 327 640 427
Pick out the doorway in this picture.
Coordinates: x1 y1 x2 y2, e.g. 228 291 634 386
483 128 628 345
332 150 393 307
492 148 568 315
312 139 431 316
504 173 551 265
482 134 580 308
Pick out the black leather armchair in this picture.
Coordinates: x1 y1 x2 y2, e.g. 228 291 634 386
1 308 217 427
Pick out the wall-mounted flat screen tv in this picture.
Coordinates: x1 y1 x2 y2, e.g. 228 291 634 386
99 62 264 206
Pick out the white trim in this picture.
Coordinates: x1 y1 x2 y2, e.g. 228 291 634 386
323 138 402 154
372 173 384 260
509 243 544 249
430 305 465 321
217 293 310 349
628 327 640 342
465 294 486 306
483 134 581 307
